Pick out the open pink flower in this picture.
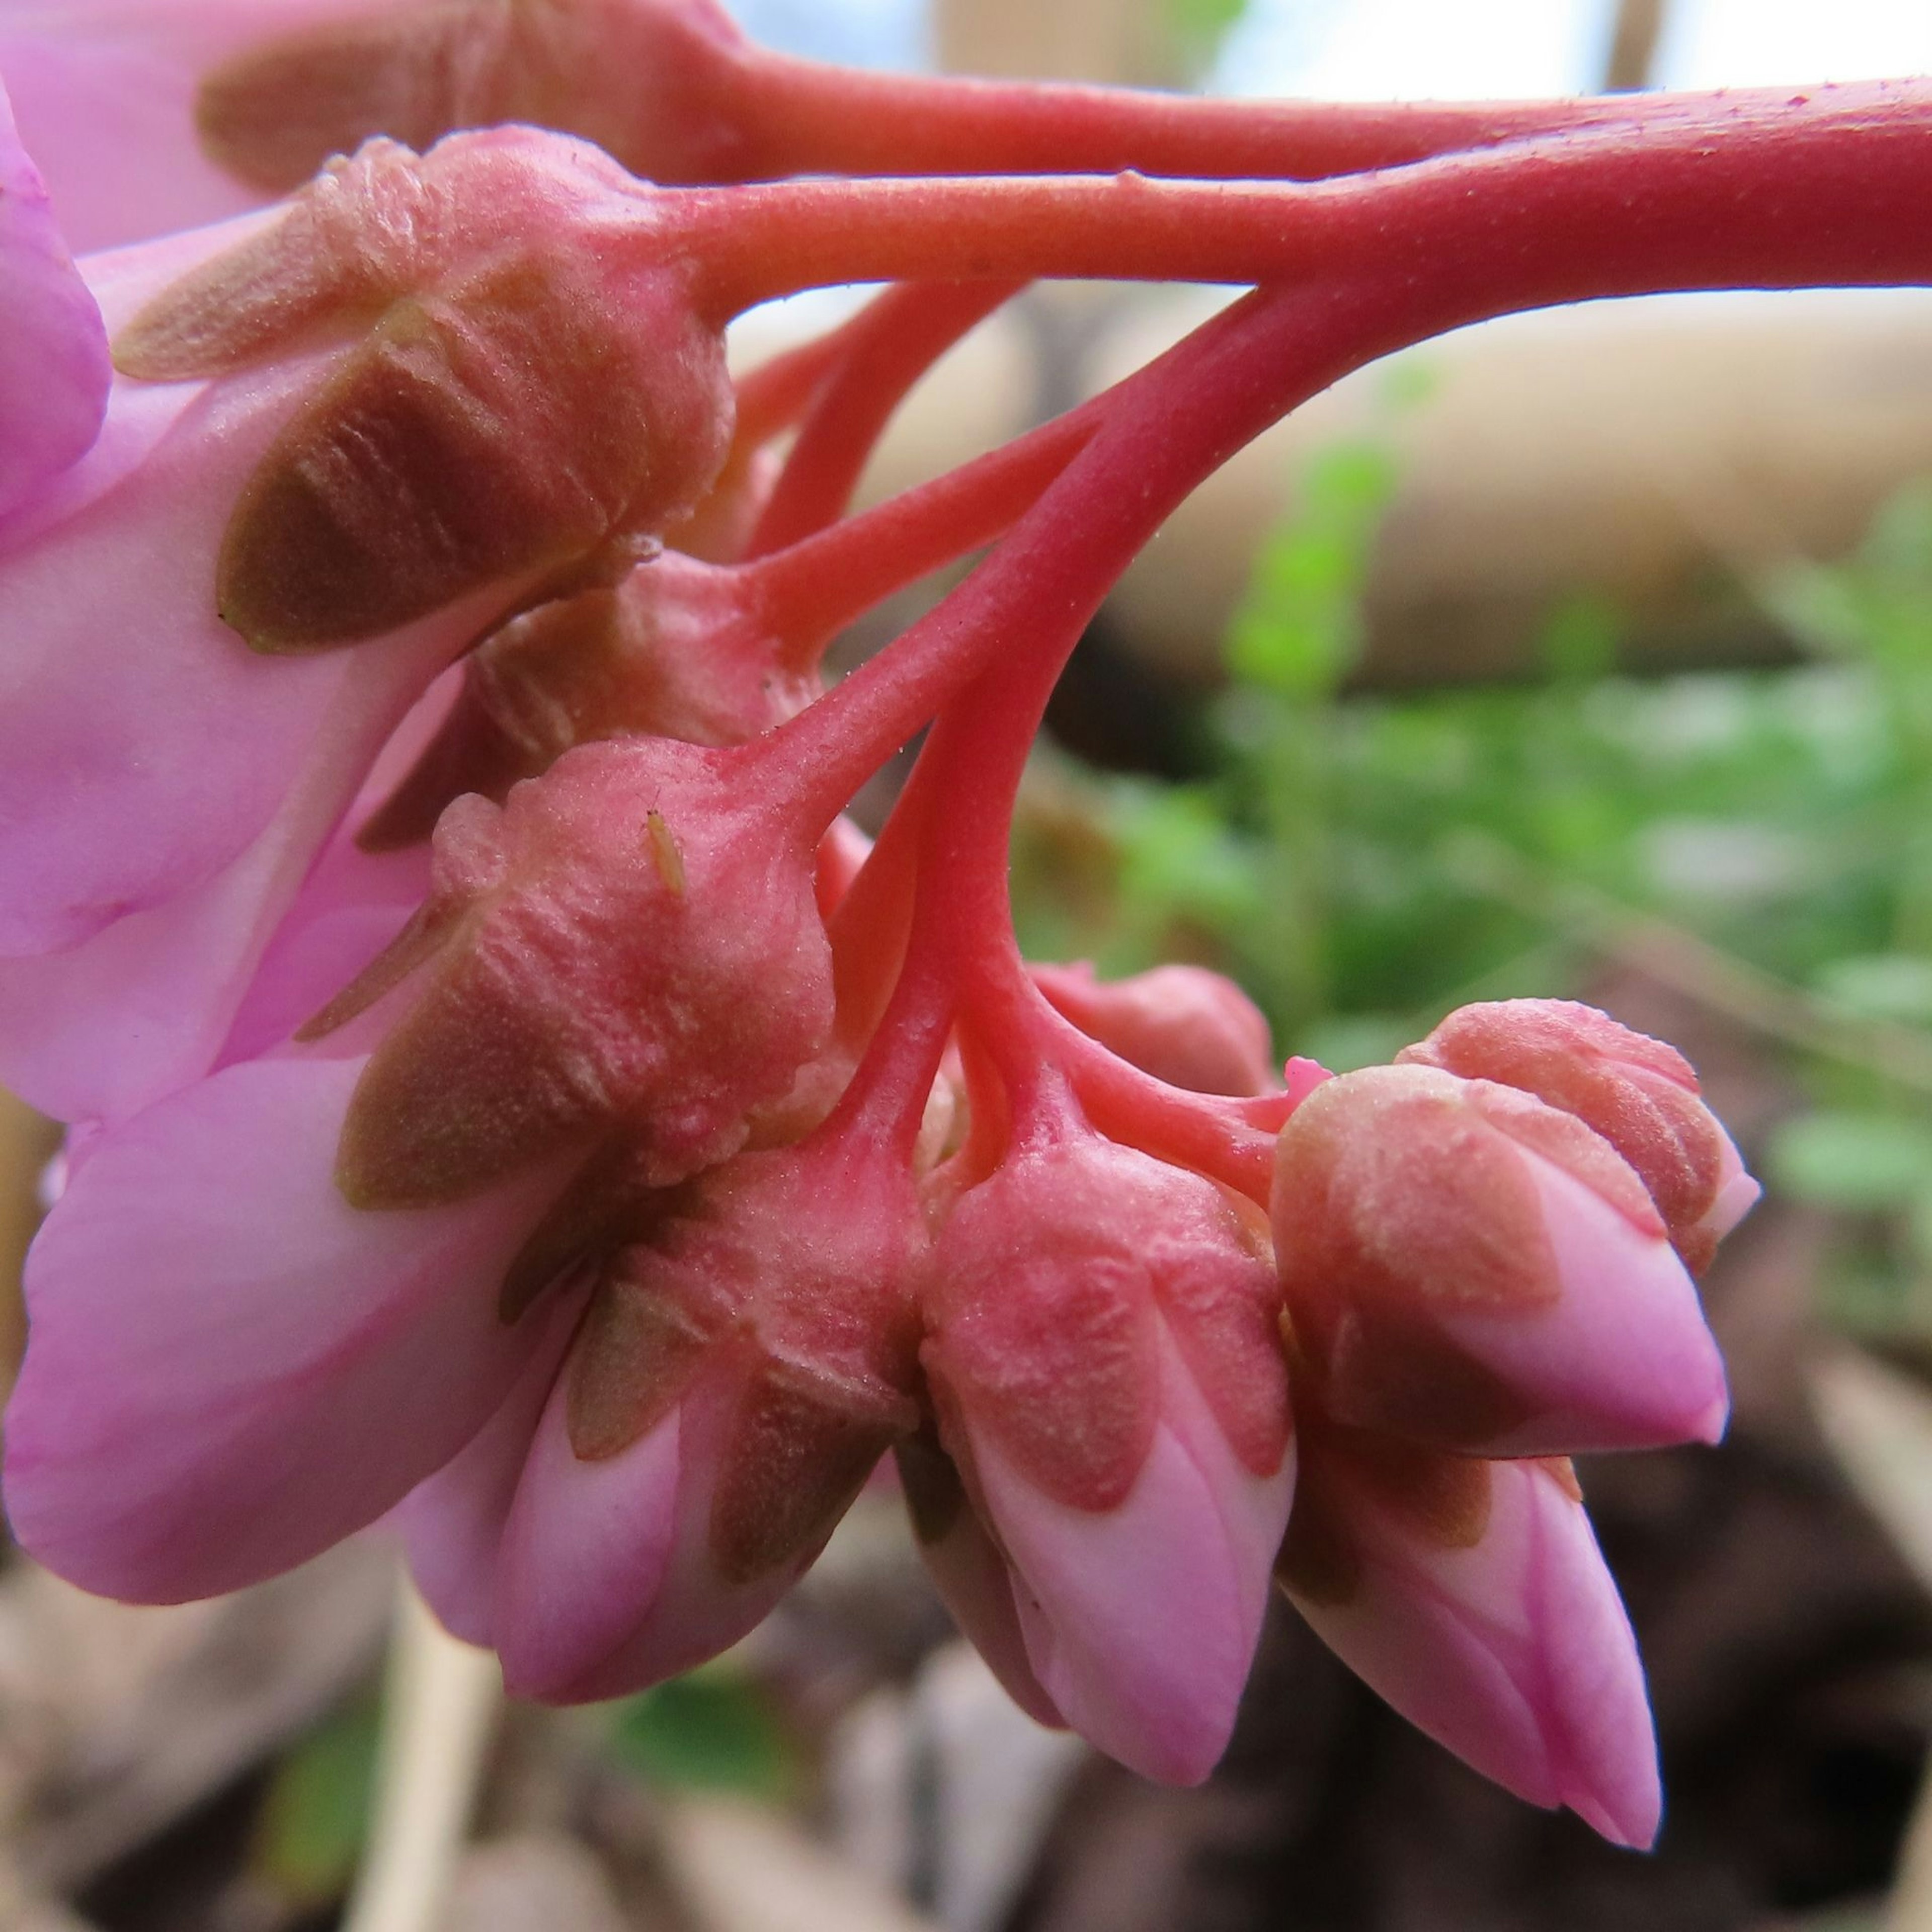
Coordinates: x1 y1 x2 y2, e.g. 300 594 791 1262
921 1128 1296 1785
1277 1425 1660 1847
0 66 108 515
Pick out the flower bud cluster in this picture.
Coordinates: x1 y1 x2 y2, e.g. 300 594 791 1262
0 3 1786 1843
1270 1001 1756 1844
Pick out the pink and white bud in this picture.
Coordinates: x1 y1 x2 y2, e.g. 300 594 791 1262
1277 1426 1660 1848
489 1140 926 1700
1273 1064 1727 1457
310 734 835 1210
922 1133 1295 1785
0 67 107 515
1032 960 1279 1097
2 1053 581 1602
1399 999 1759 1274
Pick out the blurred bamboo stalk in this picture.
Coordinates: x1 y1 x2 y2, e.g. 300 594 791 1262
341 1578 503 1932
1603 0 1667 92
935 0 1186 87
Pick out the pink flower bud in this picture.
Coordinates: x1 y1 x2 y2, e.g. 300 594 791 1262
1031 960 1279 1096
309 735 836 1209
1273 1063 1727 1456
489 1140 927 1700
1277 1425 1660 1848
0 68 108 515
1398 999 1759 1273
114 129 731 653
922 1133 1295 1784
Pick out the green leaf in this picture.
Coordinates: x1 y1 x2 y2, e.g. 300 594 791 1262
1166 0 1251 50
250 1697 380 1908
1295 1012 1412 1074
1814 952 1932 1026
1769 1111 1932 1211
606 1668 797 1798
1223 441 1396 699
1538 594 1620 683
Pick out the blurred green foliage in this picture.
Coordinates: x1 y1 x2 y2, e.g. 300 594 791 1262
1164 0 1253 77
606 1663 800 1799
250 1695 380 1909
1011 434 1932 1344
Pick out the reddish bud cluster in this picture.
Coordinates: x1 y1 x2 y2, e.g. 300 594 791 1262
1 0 1842 1841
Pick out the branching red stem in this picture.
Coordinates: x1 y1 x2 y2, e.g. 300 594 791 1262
747 279 1025 558
695 29 1808 185
672 82 1932 317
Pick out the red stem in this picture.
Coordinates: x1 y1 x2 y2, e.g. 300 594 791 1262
747 279 1025 558
670 82 1932 317
729 327 854 452
699 31 1790 184
757 273 1440 828
739 395 1100 663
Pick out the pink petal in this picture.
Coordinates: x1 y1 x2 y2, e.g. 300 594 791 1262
3 1054 574 1602
0 662 442 1123
958 1347 1295 1786
490 1370 686 1700
896 1437 1065 1731
400 1284 586 1649
0 0 340 252
216 829 434 1074
494 1355 840 1704
0 326 491 957
1281 1446 1660 1848
0 68 108 513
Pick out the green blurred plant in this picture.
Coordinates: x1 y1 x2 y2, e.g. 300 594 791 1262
606 1661 801 1799
250 1695 382 1910
1012 414 1932 1343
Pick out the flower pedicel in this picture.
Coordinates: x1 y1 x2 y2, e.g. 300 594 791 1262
9 0 1922 1842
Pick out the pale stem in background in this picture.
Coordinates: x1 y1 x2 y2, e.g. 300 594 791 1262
342 1576 503 1932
